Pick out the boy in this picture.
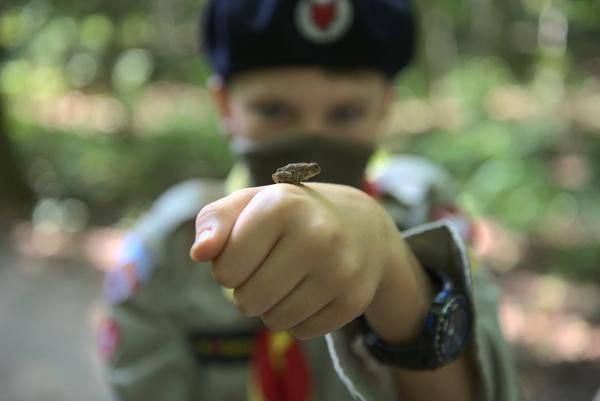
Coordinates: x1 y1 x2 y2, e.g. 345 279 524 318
98 1 520 400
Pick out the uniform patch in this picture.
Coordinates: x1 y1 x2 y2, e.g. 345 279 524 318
188 330 257 364
103 233 156 304
361 179 382 200
97 316 121 362
295 0 354 44
430 205 475 244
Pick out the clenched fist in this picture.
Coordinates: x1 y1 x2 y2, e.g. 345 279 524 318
190 183 431 342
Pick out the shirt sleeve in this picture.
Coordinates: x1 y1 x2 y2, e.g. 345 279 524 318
98 179 227 400
325 220 521 401
98 226 203 401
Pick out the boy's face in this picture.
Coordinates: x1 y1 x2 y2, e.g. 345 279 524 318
212 67 393 144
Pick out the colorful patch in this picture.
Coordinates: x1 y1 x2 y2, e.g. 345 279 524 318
188 330 257 364
361 179 382 200
103 233 156 304
295 0 354 44
430 204 475 244
97 316 121 362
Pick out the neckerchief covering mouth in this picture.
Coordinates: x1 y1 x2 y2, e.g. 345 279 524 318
232 135 376 189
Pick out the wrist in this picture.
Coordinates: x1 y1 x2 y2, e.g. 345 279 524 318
364 234 435 344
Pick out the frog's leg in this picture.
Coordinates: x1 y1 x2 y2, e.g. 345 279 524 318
272 170 295 183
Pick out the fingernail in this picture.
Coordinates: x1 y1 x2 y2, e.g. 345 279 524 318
194 228 214 247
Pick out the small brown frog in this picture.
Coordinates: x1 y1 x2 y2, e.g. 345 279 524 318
272 162 322 185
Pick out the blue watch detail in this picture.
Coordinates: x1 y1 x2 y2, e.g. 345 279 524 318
358 267 473 370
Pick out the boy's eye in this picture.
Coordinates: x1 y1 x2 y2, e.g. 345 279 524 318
253 101 294 121
328 105 365 125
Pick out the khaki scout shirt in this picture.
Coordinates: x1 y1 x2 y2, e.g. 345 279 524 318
99 155 521 401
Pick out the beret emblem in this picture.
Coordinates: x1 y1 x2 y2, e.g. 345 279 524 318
295 0 354 44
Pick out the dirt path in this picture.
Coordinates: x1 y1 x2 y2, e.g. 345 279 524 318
1 244 598 401
0 247 113 401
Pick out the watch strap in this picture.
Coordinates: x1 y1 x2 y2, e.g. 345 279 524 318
358 266 471 370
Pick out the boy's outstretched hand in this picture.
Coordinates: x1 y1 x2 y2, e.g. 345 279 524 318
190 183 432 342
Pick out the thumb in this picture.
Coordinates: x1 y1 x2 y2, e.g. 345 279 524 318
190 187 262 262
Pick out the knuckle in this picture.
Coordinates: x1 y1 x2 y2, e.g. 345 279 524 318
262 185 290 203
233 289 262 317
211 263 236 289
239 187 259 197
330 262 358 288
290 324 316 341
260 186 304 212
236 303 253 317
234 297 257 317
271 183 303 196
261 313 288 332
340 293 368 317
307 218 342 252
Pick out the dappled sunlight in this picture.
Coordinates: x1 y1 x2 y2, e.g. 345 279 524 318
8 82 214 137
474 218 526 272
500 271 600 362
550 154 593 190
11 220 124 272
485 86 542 122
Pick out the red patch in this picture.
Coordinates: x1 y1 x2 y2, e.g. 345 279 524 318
362 179 382 200
311 2 337 30
98 317 121 362
430 205 476 243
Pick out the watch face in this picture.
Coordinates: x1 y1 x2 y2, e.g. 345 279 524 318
438 295 471 361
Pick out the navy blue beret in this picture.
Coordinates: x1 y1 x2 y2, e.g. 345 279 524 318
202 0 416 81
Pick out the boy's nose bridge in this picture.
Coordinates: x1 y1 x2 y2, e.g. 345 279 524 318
303 112 330 134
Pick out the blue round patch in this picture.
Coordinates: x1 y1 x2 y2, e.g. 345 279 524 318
103 234 156 304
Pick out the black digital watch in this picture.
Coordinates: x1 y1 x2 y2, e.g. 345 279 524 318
358 267 473 370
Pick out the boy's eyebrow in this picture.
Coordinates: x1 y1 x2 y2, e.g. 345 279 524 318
248 94 372 109
327 96 372 110
248 96 295 108
334 96 370 105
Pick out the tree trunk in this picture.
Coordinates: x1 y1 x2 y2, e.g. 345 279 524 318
414 0 458 91
0 94 35 225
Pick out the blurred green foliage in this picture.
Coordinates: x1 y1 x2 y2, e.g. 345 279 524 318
1 0 599 279
1 0 230 224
